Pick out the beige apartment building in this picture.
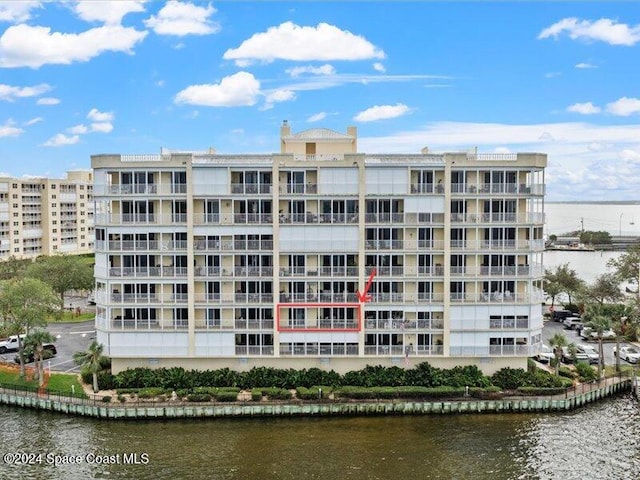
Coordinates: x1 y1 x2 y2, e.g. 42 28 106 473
92 123 546 374
0 171 95 260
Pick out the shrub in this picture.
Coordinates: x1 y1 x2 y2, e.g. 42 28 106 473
558 367 575 379
115 388 140 395
101 396 112 403
186 393 211 402
251 388 263 401
216 391 239 402
117 394 126 403
469 386 503 400
137 387 166 399
516 386 567 396
262 387 292 400
491 368 530 390
574 362 597 382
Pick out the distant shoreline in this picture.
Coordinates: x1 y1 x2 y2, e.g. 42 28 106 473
547 201 640 205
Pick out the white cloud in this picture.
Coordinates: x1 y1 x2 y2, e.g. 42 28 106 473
0 83 50 101
262 89 296 110
91 122 113 133
575 62 597 69
43 133 79 147
37 97 60 105
223 22 385 66
286 64 335 78
0 119 23 137
87 108 114 122
545 72 561 78
567 102 601 115
144 1 219 36
538 17 640 46
231 128 244 135
0 24 147 68
620 149 640 162
307 112 327 122
74 1 145 25
155 79 165 87
68 124 89 135
606 97 640 116
354 103 411 122
24 117 42 126
174 72 261 107
0 1 41 23
373 62 386 73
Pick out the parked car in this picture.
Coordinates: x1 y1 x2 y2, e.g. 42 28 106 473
613 346 640 364
561 345 590 363
552 309 575 322
535 344 555 363
563 317 584 330
13 343 57 364
580 327 616 340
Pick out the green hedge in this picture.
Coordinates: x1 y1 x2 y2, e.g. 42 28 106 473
334 386 466 400
261 387 292 400
516 387 568 396
186 393 211 402
251 388 263 401
296 386 333 400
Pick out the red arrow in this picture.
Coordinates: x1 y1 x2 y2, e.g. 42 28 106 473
356 268 377 303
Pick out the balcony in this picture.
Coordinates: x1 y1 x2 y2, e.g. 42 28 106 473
194 266 221 277
364 213 405 224
233 213 272 224
450 291 544 304
368 266 404 276
365 239 404 250
449 345 534 357
449 213 545 224
233 319 274 329
404 213 445 225
280 183 318 195
231 184 271 195
234 345 275 356
278 213 358 224
364 318 444 330
233 266 273 277
107 266 187 278
279 292 358 303
228 293 274 304
449 239 545 251
280 343 358 356
193 214 220 225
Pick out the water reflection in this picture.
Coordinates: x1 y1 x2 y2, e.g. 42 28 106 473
1 396 639 479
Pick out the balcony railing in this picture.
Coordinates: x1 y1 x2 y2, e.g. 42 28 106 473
365 240 404 250
449 239 545 251
108 266 188 277
233 266 273 277
364 318 444 330
278 213 359 224
364 213 406 224
281 319 359 330
280 343 359 356
449 213 545 224
234 345 274 356
449 345 534 357
231 184 271 195
193 214 220 225
280 183 318 195
194 239 273 251
233 213 273 224
233 319 274 330
450 291 544 304
449 183 544 196
194 266 221 277
279 292 359 303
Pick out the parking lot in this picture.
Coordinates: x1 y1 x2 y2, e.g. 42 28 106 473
542 318 638 366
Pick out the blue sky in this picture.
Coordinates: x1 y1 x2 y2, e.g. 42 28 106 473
1 1 640 201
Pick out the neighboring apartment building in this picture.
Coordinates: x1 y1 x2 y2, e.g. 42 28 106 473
0 171 95 260
92 123 546 374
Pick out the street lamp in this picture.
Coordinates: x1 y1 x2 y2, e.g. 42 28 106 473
620 213 624 237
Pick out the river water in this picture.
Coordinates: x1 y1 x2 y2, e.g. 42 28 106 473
1 396 639 480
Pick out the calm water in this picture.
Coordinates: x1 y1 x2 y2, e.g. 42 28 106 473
546 202 640 237
1 396 639 480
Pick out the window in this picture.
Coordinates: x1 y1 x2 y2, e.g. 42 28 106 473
51 184 56 189
51 195 56 199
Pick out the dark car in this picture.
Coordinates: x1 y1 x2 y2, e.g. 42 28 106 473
552 309 575 322
13 344 57 364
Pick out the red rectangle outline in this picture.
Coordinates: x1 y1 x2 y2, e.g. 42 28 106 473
276 302 362 332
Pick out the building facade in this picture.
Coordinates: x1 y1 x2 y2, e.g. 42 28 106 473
92 123 546 374
0 171 95 260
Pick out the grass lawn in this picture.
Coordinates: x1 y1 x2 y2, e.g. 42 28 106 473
47 312 95 323
47 374 88 398
0 365 87 398
604 364 635 376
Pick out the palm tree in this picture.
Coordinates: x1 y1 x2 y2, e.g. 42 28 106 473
587 315 611 379
24 330 56 387
548 333 568 376
73 341 105 393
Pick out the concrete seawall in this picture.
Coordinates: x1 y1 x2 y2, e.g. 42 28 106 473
0 379 631 420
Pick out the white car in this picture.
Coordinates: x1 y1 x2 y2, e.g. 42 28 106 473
614 346 640 364
580 327 616 340
535 344 554 363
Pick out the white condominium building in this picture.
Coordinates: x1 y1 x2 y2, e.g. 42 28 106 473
92 123 546 374
0 170 94 260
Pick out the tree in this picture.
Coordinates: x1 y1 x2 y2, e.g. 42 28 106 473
0 256 31 281
548 333 568 376
27 255 94 320
551 263 584 307
585 315 611 379
24 329 56 387
580 273 623 305
73 341 105 393
543 268 563 310
0 278 58 378
579 231 611 245
607 245 640 299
